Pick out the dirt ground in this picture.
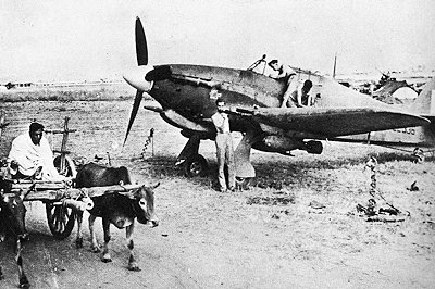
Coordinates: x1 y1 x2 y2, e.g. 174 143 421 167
1 100 434 289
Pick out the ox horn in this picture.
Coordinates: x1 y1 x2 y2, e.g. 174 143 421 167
151 182 160 189
140 181 160 189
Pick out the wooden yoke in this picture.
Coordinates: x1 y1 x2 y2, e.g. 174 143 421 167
2 182 146 201
45 116 77 175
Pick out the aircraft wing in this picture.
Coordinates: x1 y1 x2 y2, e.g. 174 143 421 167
232 107 430 137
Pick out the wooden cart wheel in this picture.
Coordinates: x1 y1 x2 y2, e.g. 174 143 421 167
46 202 76 239
53 155 77 178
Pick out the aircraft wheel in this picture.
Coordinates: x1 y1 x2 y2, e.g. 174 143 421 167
411 148 424 163
184 154 208 177
235 177 250 191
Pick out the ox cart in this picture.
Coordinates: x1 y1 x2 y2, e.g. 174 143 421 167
0 177 145 239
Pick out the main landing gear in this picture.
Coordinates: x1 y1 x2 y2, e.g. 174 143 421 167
176 135 209 177
176 131 257 180
182 154 208 177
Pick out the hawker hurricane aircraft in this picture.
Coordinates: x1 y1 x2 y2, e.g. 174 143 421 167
123 17 430 178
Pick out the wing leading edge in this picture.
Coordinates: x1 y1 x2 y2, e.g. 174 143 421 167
232 107 430 138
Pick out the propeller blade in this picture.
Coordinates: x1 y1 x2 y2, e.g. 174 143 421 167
135 17 148 66
123 90 143 146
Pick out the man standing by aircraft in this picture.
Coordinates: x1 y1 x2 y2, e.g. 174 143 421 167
211 100 235 192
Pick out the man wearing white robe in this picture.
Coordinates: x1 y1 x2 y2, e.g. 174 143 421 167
8 123 62 180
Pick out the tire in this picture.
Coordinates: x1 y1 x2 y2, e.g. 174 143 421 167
411 148 424 163
235 177 250 190
183 154 208 177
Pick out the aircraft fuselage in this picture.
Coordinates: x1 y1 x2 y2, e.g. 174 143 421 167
148 64 326 136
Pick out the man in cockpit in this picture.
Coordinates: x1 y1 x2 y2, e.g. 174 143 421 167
268 60 300 108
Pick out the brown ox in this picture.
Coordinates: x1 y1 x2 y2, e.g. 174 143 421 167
0 191 29 288
74 162 159 271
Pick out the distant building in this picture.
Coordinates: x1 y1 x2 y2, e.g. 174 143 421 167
33 78 124 88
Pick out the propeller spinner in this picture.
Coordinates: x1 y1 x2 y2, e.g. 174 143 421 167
123 17 154 146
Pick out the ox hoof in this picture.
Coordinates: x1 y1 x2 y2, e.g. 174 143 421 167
127 265 141 272
75 238 84 249
101 253 112 263
20 275 29 288
90 244 101 253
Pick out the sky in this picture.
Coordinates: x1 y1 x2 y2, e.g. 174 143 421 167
1 0 434 81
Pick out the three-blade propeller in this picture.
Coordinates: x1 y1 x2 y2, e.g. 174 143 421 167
123 17 148 146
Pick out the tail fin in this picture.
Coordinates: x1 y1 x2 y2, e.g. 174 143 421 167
408 77 435 117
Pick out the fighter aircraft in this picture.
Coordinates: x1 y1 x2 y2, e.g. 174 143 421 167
123 17 430 178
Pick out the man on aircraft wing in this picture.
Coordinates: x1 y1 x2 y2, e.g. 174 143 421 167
297 79 314 107
269 60 301 108
268 59 294 79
